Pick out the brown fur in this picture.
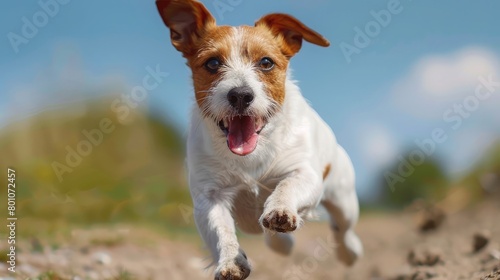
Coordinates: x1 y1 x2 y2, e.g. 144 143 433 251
185 26 233 109
242 25 289 106
323 163 331 180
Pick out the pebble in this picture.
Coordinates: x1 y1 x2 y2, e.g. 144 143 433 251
93 251 112 265
418 206 446 232
18 264 39 276
408 248 443 266
473 230 491 252
480 270 500 280
490 249 500 260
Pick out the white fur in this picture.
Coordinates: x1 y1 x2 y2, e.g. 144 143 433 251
186 27 362 280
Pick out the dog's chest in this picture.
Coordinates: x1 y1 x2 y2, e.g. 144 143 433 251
220 158 284 192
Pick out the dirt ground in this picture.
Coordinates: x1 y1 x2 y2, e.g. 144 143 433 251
1 200 499 280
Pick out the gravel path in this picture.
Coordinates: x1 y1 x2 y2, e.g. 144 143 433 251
1 200 499 280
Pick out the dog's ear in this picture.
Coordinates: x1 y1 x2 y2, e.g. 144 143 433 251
156 0 215 55
255 13 330 57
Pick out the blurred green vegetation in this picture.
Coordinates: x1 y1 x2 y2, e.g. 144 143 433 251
462 141 500 187
378 143 500 209
459 141 500 201
0 96 196 236
380 155 448 208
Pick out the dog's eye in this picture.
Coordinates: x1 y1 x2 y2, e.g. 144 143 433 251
205 58 221 73
258 57 274 71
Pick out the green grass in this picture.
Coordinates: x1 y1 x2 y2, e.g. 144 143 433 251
89 235 125 247
0 98 194 236
31 271 65 280
0 248 10 262
111 269 137 280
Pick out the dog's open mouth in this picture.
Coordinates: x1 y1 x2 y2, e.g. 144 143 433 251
218 116 265 156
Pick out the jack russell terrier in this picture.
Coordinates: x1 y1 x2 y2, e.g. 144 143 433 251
156 1 363 279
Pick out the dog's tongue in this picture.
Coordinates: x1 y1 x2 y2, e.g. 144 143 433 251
227 116 258 156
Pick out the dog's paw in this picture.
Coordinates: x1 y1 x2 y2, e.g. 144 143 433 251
214 253 251 280
260 208 301 233
335 230 363 266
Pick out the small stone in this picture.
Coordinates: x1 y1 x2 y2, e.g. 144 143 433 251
18 264 39 276
408 267 438 280
408 248 443 266
87 271 100 280
490 249 500 260
411 271 435 280
418 206 446 232
481 249 500 264
411 271 427 280
31 238 44 253
93 251 112 265
80 246 90 254
480 269 500 280
473 230 491 253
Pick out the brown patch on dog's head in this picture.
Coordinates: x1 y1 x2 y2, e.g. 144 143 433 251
185 26 234 109
237 25 290 106
323 164 331 180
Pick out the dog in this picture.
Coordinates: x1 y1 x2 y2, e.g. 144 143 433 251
156 1 363 279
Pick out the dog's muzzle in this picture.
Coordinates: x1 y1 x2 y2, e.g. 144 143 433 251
217 86 265 156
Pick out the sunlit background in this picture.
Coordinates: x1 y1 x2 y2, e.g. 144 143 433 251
1 0 500 279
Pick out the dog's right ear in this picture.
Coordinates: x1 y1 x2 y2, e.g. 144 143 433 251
156 0 215 55
255 13 330 58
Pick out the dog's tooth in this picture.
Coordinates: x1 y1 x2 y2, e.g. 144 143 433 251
223 118 229 128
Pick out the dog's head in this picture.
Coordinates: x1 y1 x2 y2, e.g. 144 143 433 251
156 0 329 156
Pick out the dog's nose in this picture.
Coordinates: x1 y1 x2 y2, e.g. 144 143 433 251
227 86 254 112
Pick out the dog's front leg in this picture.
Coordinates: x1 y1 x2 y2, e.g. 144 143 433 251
260 165 322 233
192 189 251 280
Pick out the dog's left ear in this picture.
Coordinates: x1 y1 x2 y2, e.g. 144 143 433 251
255 13 330 57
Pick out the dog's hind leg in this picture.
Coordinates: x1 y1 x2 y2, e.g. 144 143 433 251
264 232 294 255
321 145 363 266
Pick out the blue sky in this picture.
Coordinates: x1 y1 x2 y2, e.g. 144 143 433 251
2 0 500 201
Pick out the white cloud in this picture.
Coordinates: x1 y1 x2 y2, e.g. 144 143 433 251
388 46 500 178
392 47 500 119
359 124 399 169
